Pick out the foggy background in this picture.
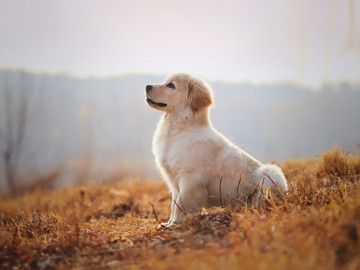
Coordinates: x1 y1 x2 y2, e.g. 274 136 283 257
1 0 360 194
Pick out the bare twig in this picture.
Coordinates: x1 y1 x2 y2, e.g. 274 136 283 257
264 173 286 200
257 175 266 196
173 199 187 216
149 203 169 230
264 173 280 190
236 173 243 197
219 176 223 206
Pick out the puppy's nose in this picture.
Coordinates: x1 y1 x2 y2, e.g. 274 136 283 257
146 85 152 93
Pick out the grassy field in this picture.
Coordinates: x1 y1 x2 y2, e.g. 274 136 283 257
1 147 360 269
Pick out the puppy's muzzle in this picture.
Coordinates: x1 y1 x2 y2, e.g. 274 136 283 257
145 85 167 107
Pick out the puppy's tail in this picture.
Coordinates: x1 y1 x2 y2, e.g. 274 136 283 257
253 164 288 206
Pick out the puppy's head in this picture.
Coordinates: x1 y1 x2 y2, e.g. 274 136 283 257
145 73 214 114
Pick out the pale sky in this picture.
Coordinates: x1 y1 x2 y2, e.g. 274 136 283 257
0 0 360 85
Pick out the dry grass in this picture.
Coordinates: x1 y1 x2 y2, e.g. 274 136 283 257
1 147 360 269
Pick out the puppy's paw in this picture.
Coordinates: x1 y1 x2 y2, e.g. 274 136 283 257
166 221 180 228
157 220 180 229
157 220 171 229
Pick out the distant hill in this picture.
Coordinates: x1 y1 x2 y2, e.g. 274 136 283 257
0 70 359 186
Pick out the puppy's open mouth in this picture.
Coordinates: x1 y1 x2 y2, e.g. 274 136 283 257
146 96 167 107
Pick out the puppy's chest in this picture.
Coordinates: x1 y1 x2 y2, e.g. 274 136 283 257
154 129 194 173
155 136 187 168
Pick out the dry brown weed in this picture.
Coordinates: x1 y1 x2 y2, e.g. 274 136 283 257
0 147 359 269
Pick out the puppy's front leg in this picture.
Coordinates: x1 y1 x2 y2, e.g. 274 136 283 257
160 189 179 227
169 179 208 226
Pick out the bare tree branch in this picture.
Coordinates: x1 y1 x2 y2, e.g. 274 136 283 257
0 70 42 196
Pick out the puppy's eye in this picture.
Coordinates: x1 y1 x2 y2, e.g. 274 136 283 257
167 82 175 89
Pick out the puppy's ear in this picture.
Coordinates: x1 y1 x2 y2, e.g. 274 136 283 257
188 78 213 112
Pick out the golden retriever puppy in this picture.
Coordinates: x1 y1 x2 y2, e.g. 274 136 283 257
146 73 287 227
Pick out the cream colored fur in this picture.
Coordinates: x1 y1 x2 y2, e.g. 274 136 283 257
146 73 288 227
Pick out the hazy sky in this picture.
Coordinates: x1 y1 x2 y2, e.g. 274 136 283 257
0 0 359 85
